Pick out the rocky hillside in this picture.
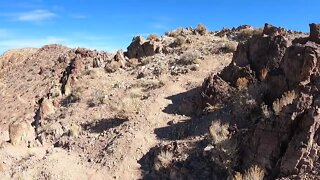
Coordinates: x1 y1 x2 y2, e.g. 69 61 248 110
0 23 318 180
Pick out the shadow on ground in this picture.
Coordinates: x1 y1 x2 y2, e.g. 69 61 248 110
138 140 229 180
163 87 202 116
82 118 128 133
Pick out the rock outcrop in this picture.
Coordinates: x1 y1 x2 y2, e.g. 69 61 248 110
201 23 320 178
126 36 162 59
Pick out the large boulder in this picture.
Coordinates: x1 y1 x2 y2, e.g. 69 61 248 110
232 24 289 78
126 36 162 59
9 120 35 146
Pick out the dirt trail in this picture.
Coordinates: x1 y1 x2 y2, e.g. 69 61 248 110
104 54 231 179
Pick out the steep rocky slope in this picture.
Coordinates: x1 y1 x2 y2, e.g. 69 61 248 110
0 23 318 180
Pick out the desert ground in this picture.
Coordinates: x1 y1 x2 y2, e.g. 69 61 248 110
0 23 320 180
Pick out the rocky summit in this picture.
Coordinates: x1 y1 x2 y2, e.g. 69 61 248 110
0 23 319 180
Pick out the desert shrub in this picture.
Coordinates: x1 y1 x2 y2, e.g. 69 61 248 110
62 87 83 106
178 50 201 65
233 165 264 180
209 120 229 145
87 90 106 107
236 77 249 89
154 150 173 171
165 28 183 37
238 28 263 40
69 123 81 137
272 91 296 115
219 42 238 53
195 23 207 35
109 91 142 119
174 35 186 47
147 34 159 41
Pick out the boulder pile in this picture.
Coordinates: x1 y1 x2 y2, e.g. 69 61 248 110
201 23 320 178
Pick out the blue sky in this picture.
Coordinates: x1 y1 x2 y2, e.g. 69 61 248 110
0 0 319 54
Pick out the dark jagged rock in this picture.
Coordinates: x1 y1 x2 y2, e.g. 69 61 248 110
310 23 320 44
232 24 289 77
201 23 320 179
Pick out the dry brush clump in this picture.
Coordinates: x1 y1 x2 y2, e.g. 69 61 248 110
87 90 106 107
147 34 159 41
173 35 187 47
62 87 84 106
153 150 174 171
237 28 263 40
209 120 229 145
195 23 207 35
108 89 143 119
178 50 201 65
272 91 296 115
218 41 238 53
236 77 249 90
233 165 265 180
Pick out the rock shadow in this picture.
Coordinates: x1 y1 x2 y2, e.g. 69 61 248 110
138 140 228 180
82 118 128 133
163 87 202 116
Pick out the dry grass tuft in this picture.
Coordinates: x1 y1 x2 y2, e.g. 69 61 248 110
236 77 249 89
154 150 173 171
238 28 263 40
178 50 201 65
195 23 207 35
272 91 296 115
209 120 229 144
109 90 142 119
259 68 268 81
233 165 264 180
87 90 106 107
174 35 186 47
219 42 238 53
147 34 159 41
69 123 81 137
62 87 84 106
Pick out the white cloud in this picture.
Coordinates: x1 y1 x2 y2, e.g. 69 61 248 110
17 9 56 21
0 9 56 22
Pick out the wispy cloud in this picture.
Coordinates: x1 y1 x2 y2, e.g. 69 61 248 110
17 9 56 22
70 14 87 19
151 22 169 30
0 9 56 22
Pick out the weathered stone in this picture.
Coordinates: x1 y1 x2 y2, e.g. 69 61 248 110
126 36 146 59
40 98 55 119
126 36 163 59
263 23 286 36
114 50 126 68
201 75 235 106
309 23 320 44
93 57 102 68
9 121 35 146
